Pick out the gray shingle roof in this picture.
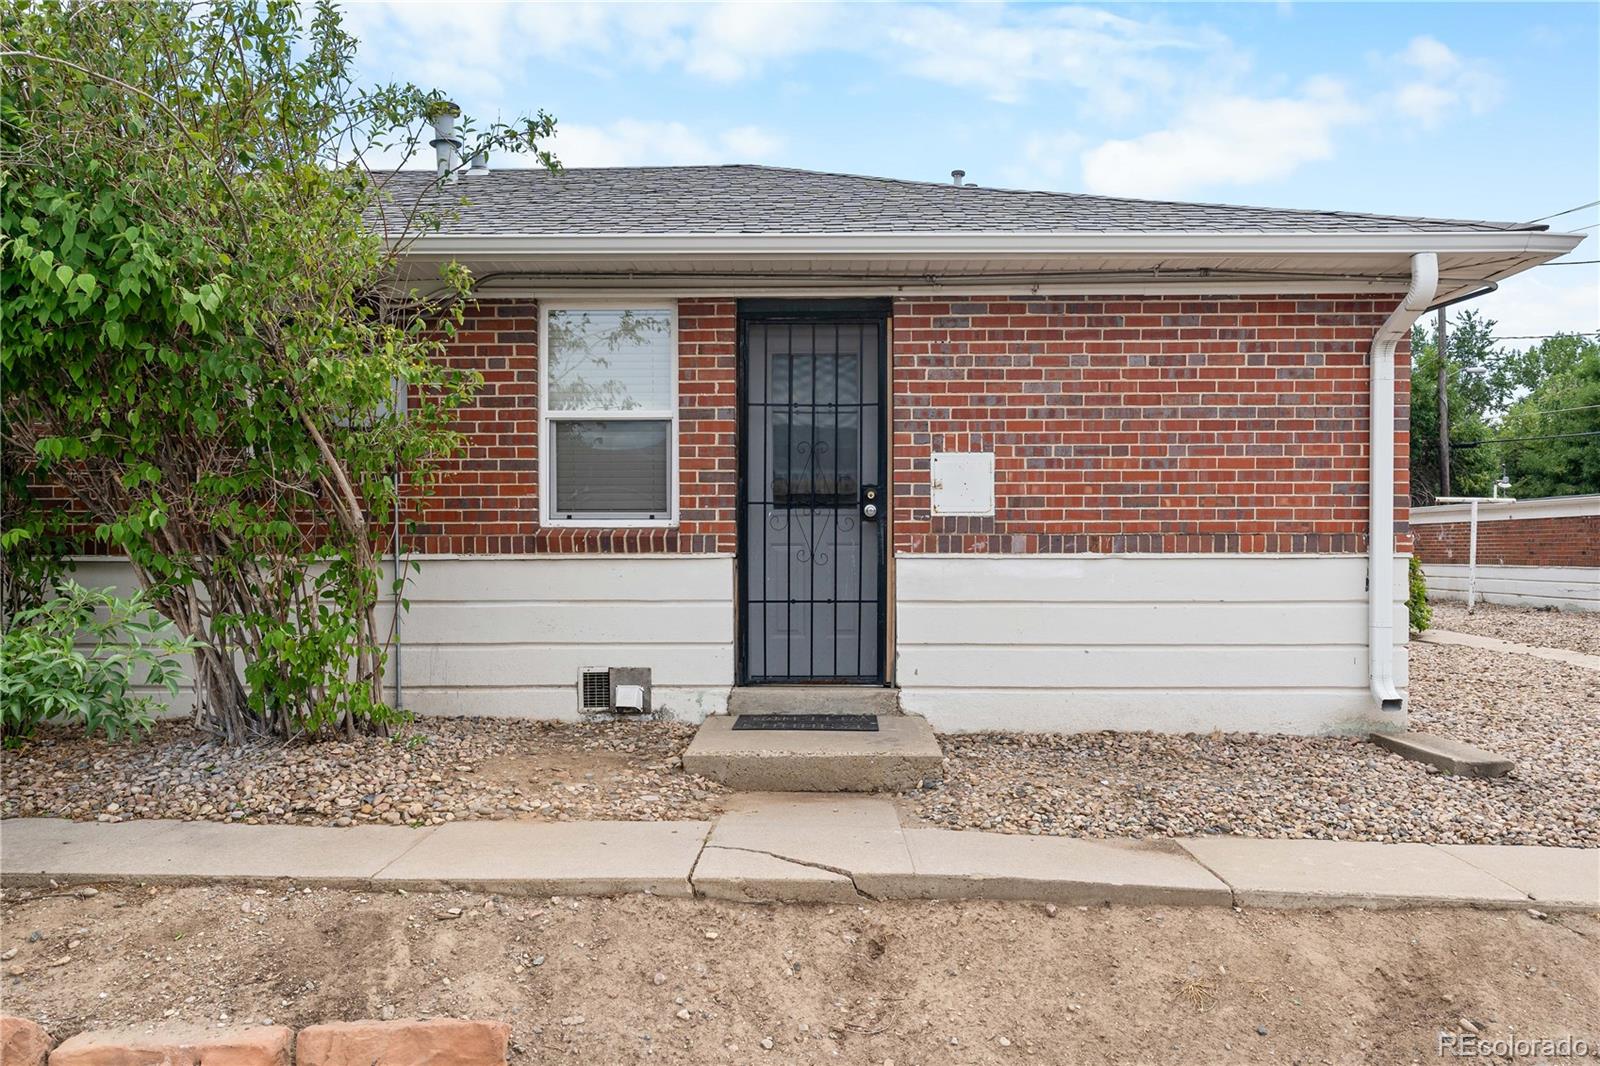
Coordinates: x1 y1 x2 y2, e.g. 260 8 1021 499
376 164 1541 237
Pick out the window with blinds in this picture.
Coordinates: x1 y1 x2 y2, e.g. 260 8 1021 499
542 306 676 524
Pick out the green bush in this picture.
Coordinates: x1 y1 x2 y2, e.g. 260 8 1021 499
1408 554 1432 634
0 582 195 744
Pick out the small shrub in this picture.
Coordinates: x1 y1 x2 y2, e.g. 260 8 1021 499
1408 554 1432 634
0 581 196 744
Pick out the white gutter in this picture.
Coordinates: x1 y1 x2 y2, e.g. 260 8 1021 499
1369 251 1438 712
400 230 1582 260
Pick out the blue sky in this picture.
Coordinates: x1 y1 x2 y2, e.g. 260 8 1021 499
345 1 1598 340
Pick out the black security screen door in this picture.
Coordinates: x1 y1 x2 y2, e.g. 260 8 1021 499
738 300 889 684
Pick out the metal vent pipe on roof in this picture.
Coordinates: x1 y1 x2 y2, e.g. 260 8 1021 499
951 169 965 187
429 103 462 182
467 149 490 176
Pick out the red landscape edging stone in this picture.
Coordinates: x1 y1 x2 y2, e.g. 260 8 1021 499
295 1020 510 1066
46 1026 291 1066
1 1016 54 1066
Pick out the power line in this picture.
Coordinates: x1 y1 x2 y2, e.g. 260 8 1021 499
1518 403 1600 417
1488 331 1600 341
1525 200 1600 224
1452 430 1600 448
1535 259 1600 267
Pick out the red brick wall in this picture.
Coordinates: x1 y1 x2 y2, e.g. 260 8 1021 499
47 292 1414 560
890 294 1411 555
410 292 1411 557
405 298 736 554
1414 513 1599 568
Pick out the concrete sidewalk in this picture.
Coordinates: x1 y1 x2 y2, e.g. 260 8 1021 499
3 798 1595 911
1418 628 1600 671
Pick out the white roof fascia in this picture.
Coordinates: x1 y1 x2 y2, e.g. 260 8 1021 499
400 231 1584 259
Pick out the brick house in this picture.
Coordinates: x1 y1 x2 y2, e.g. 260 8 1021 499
327 163 1576 734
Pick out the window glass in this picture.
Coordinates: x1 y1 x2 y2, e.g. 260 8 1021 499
552 420 671 517
772 412 860 508
547 308 672 412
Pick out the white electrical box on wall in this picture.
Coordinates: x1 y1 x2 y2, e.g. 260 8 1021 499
930 452 995 516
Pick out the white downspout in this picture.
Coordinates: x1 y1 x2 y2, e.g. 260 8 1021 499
1369 251 1438 711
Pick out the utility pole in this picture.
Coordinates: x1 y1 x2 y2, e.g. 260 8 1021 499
1437 307 1451 498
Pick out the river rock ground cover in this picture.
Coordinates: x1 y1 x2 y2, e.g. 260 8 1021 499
1 719 726 826
5 607 1595 846
1428 600 1599 656
901 608 1599 847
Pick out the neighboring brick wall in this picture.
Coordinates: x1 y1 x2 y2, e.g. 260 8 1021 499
890 294 1411 555
1414 513 1600 568
405 298 737 554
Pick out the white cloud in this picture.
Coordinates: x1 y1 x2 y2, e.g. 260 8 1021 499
673 2 838 81
1068 33 1505 198
347 1 838 89
341 3 1513 201
345 1 1234 112
546 119 784 168
340 3 516 99
1389 36 1502 129
1079 78 1364 198
883 5 1234 112
1001 131 1088 187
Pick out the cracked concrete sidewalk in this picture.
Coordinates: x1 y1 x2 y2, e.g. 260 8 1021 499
3 796 1595 911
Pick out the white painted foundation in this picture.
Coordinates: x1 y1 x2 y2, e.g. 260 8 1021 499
894 554 1409 735
1425 564 1598 612
68 552 1405 733
68 555 736 721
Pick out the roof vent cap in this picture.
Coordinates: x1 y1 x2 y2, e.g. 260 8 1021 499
950 169 965 187
425 100 463 182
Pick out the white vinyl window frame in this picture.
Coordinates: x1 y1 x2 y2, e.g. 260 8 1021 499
538 300 679 528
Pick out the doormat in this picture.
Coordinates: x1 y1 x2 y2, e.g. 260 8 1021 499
732 714 879 732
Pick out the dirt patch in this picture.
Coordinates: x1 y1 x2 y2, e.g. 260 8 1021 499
1 719 728 827
2 884 1596 1065
1429 600 1600 656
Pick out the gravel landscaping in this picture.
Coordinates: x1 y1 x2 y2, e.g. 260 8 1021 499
1 719 726 826
904 624 1600 847
1428 599 1600 656
4 609 1595 847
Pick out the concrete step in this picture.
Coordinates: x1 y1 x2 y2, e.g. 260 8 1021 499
1370 730 1515 778
682 714 943 792
728 686 900 716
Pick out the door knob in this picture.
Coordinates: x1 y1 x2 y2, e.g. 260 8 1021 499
862 502 879 519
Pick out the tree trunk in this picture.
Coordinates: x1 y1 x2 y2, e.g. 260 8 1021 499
191 642 255 743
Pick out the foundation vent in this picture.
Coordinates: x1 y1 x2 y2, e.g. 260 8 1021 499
579 668 612 711
577 667 653 713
